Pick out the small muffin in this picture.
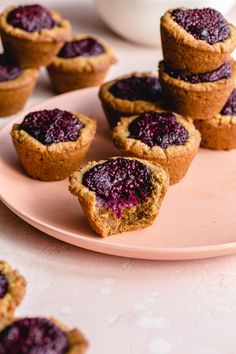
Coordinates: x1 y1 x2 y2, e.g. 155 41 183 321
0 317 88 353
99 72 163 128
195 88 236 150
0 54 38 117
11 109 96 181
47 34 116 93
0 4 71 68
69 157 169 237
112 111 201 184
159 60 236 120
161 7 236 73
0 261 26 330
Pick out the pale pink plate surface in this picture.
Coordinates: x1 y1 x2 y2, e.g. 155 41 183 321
0 87 236 260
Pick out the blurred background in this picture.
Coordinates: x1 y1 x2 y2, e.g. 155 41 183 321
1 0 236 47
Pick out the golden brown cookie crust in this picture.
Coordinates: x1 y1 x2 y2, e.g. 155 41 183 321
11 112 96 181
47 34 116 93
0 6 71 68
0 68 39 117
99 72 163 114
69 157 169 237
0 261 26 330
161 9 236 73
194 114 236 150
1 317 88 354
159 60 236 120
112 113 201 184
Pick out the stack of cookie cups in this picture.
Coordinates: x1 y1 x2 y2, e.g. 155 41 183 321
159 7 236 150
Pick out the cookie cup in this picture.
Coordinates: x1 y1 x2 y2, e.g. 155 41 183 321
1 317 88 354
47 34 116 93
69 157 169 237
99 72 163 128
112 114 201 184
11 113 96 181
195 114 236 150
0 6 71 68
0 261 26 330
161 9 236 73
0 68 38 117
159 60 236 120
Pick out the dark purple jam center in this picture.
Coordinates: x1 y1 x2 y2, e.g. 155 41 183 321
221 89 236 116
58 38 105 58
129 111 188 149
171 8 229 45
7 4 56 33
0 317 68 354
20 108 84 146
109 76 163 102
163 61 231 83
0 273 8 299
83 158 152 218
0 55 22 82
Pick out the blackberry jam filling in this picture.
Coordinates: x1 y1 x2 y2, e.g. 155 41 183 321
0 55 22 82
83 158 152 218
129 111 188 149
20 109 84 146
0 317 69 354
109 76 162 102
7 4 56 33
221 89 236 116
171 8 229 45
163 61 231 83
0 273 8 299
58 38 105 58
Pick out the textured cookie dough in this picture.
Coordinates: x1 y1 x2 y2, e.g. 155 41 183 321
0 261 26 330
0 5 71 68
11 113 96 181
47 34 116 93
69 157 169 237
159 60 236 120
161 8 236 73
112 113 201 184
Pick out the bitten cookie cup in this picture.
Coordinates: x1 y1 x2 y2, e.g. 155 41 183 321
159 60 236 120
99 72 163 129
11 113 96 181
0 68 38 117
0 317 88 354
160 9 236 74
0 6 71 68
112 113 201 185
0 261 26 330
194 115 236 150
47 34 116 93
69 157 169 237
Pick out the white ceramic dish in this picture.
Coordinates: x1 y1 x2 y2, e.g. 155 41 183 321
94 0 236 47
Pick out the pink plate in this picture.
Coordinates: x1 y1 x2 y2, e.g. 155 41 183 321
0 87 236 260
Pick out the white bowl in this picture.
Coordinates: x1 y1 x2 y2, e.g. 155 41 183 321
94 0 236 47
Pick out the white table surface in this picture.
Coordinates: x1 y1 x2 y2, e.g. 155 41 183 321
1 1 236 353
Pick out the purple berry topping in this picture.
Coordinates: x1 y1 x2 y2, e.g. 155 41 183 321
221 89 236 116
109 76 163 102
58 38 105 58
0 273 8 299
7 4 56 33
0 55 22 82
20 109 84 146
163 61 232 83
171 8 229 45
83 158 152 218
0 317 69 354
129 111 188 149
